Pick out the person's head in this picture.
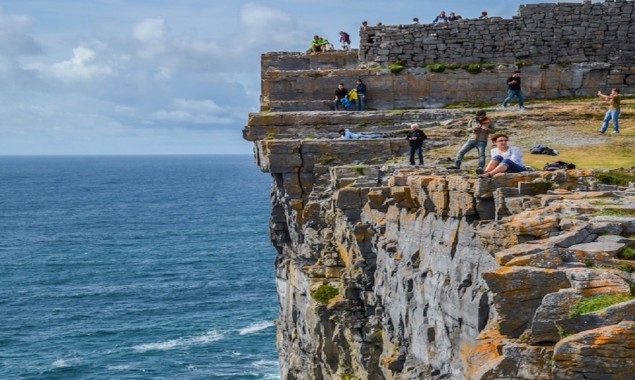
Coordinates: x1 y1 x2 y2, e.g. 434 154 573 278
481 11 488 17
410 123 419 131
339 31 345 35
476 110 487 119
513 70 521 76
356 78 363 84
313 35 319 40
450 12 456 17
362 21 368 26
612 88 621 94
338 82 344 88
413 17 419 22
491 133 509 145
338 128 345 135
439 11 446 16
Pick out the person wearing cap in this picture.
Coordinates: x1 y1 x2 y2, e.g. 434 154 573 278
448 110 495 170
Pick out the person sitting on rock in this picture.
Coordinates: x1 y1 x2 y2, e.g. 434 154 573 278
309 35 327 54
478 133 527 178
338 128 384 139
334 82 350 110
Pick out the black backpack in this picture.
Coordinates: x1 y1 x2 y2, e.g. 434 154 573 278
543 161 575 171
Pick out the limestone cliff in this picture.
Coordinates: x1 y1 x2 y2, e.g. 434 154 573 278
244 2 635 379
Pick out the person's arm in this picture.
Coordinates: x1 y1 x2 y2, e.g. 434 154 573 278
467 119 480 132
481 119 494 133
509 146 523 164
597 91 612 101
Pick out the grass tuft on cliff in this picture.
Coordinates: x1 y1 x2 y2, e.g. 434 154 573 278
311 284 339 304
569 293 635 316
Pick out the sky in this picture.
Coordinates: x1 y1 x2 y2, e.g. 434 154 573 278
0 0 586 155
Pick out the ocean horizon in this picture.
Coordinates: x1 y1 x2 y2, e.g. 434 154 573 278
0 155 280 379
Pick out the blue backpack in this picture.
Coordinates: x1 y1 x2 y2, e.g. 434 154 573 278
341 97 351 109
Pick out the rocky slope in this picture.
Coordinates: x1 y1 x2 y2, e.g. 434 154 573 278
244 107 635 379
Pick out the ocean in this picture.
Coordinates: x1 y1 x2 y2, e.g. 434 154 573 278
0 155 280 379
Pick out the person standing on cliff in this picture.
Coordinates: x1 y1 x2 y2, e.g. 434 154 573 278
598 88 621 134
406 123 426 165
355 79 367 111
448 110 495 170
339 31 351 51
502 70 525 110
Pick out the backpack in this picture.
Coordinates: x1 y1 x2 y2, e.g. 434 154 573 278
348 89 358 101
340 97 351 108
530 144 558 156
543 161 575 171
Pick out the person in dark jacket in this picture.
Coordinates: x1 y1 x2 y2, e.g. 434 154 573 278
334 82 349 110
355 79 367 111
406 123 426 165
502 70 524 110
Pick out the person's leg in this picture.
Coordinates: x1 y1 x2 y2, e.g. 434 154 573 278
484 155 503 173
500 158 525 173
502 89 514 107
475 141 487 168
357 95 365 111
417 146 424 165
612 109 620 132
453 140 476 168
409 146 416 165
517 90 525 108
600 110 612 133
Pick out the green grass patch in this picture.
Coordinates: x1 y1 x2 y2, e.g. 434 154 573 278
318 154 337 164
461 63 482 74
569 293 634 316
427 63 445 73
594 171 635 186
311 284 339 304
620 246 635 260
596 209 635 217
388 61 406 74
351 165 368 175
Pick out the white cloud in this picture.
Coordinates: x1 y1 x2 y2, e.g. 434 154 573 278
48 43 113 80
133 18 168 58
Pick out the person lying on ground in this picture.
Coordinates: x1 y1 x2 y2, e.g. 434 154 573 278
338 128 384 139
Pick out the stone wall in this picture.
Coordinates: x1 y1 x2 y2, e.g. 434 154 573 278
261 52 624 111
360 0 635 65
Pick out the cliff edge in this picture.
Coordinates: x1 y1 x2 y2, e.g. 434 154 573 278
243 2 635 379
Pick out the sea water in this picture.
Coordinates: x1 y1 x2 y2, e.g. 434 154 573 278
0 155 279 379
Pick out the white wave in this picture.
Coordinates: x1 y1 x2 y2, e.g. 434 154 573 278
52 359 71 368
132 330 223 352
239 320 274 335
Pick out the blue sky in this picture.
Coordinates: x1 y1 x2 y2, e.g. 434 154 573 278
0 0 583 155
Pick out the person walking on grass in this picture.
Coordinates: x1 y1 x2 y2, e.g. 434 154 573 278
406 123 426 165
502 70 525 110
448 110 495 170
598 88 621 134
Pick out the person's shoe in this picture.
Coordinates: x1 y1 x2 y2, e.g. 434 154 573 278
478 173 491 179
612 130 620 134
447 165 460 170
475 167 485 175
599 130 605 134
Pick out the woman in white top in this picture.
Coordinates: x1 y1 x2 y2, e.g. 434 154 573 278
479 133 526 178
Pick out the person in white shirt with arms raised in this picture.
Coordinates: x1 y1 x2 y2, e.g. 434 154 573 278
478 133 527 178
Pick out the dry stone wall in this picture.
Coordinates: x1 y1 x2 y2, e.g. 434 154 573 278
360 0 635 65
